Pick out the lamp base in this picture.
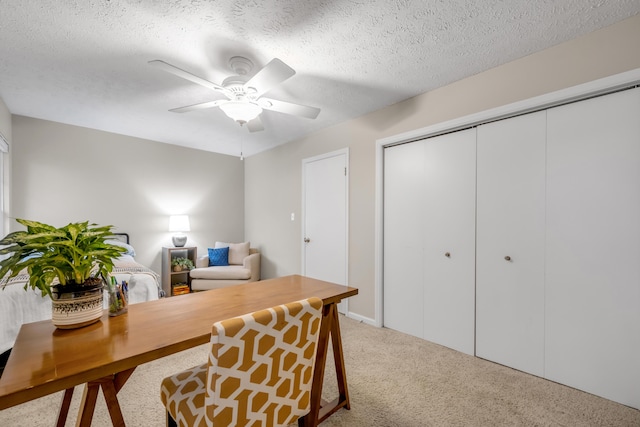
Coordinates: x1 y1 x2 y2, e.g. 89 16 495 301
172 235 187 247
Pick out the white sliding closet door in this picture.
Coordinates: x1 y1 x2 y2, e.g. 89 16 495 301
383 142 425 338
383 129 476 355
422 129 476 355
546 87 640 409
476 111 546 376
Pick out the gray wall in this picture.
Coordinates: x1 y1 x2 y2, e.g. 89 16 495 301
0 99 10 140
0 98 12 237
11 116 245 273
245 14 640 323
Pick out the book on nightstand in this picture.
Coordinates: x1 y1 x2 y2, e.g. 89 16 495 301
172 283 190 295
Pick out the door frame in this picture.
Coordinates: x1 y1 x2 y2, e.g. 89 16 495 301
301 148 350 312
374 68 640 327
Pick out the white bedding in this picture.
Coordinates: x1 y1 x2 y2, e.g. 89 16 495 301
0 255 162 354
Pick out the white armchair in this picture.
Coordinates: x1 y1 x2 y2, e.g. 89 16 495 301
189 242 260 291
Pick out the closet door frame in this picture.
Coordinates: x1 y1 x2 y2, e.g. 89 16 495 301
375 68 640 327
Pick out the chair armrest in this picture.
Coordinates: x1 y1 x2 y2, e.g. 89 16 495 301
243 252 261 282
195 255 209 268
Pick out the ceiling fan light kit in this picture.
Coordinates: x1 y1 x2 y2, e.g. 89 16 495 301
219 101 262 123
150 56 320 132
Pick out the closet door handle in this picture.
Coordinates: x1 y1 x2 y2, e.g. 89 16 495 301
504 256 512 261
304 237 311 243
444 252 451 258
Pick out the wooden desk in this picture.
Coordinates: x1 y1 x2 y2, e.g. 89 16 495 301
0 275 358 426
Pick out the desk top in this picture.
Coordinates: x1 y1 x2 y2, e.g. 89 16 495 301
0 275 358 410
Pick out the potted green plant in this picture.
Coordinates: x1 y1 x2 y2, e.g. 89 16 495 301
171 256 194 272
0 219 126 328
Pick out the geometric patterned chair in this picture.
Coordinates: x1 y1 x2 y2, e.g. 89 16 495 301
160 297 323 427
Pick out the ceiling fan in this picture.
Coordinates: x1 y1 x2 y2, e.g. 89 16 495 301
149 56 320 132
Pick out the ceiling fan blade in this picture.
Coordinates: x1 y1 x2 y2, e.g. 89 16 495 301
169 99 226 113
244 58 295 97
149 60 231 97
246 116 265 132
260 97 320 119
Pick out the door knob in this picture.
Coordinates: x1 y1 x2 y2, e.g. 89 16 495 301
304 237 310 243
504 256 511 261
444 252 451 258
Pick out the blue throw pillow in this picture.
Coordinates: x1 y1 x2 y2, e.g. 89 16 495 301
208 247 229 266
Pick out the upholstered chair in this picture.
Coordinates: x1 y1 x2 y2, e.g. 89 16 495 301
160 297 323 427
190 242 261 291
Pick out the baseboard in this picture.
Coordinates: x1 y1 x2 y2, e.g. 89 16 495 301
344 311 376 326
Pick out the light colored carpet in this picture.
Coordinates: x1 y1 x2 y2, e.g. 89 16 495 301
1 315 638 426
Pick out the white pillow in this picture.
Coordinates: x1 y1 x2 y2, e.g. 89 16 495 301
214 241 250 265
105 239 136 257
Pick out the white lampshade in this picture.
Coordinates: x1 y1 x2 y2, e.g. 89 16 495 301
219 101 262 123
169 215 190 232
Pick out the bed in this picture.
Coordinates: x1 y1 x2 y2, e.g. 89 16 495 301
0 233 163 355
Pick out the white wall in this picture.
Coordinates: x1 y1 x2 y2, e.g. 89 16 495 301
11 116 245 273
245 14 640 323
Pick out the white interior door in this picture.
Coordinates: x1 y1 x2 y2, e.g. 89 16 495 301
303 149 349 313
422 129 477 356
383 130 476 354
383 141 425 338
476 111 546 376
545 87 640 409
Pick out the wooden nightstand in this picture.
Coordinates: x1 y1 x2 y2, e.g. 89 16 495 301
161 246 197 296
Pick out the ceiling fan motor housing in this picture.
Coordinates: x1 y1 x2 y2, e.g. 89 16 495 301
228 56 254 75
222 75 257 100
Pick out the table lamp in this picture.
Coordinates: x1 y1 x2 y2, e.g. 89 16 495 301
169 215 190 247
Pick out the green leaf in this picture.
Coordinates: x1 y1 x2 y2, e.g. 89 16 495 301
0 219 126 298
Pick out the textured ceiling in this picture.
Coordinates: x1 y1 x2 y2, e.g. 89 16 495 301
1 1 639 157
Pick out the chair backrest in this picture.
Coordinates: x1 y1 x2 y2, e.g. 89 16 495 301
204 297 323 427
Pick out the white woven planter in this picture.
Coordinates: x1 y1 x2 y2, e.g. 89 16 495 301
51 284 104 329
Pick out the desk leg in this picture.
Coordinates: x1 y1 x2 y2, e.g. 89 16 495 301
72 367 136 427
76 382 101 427
100 379 125 427
55 387 75 427
329 304 350 411
303 302 351 427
